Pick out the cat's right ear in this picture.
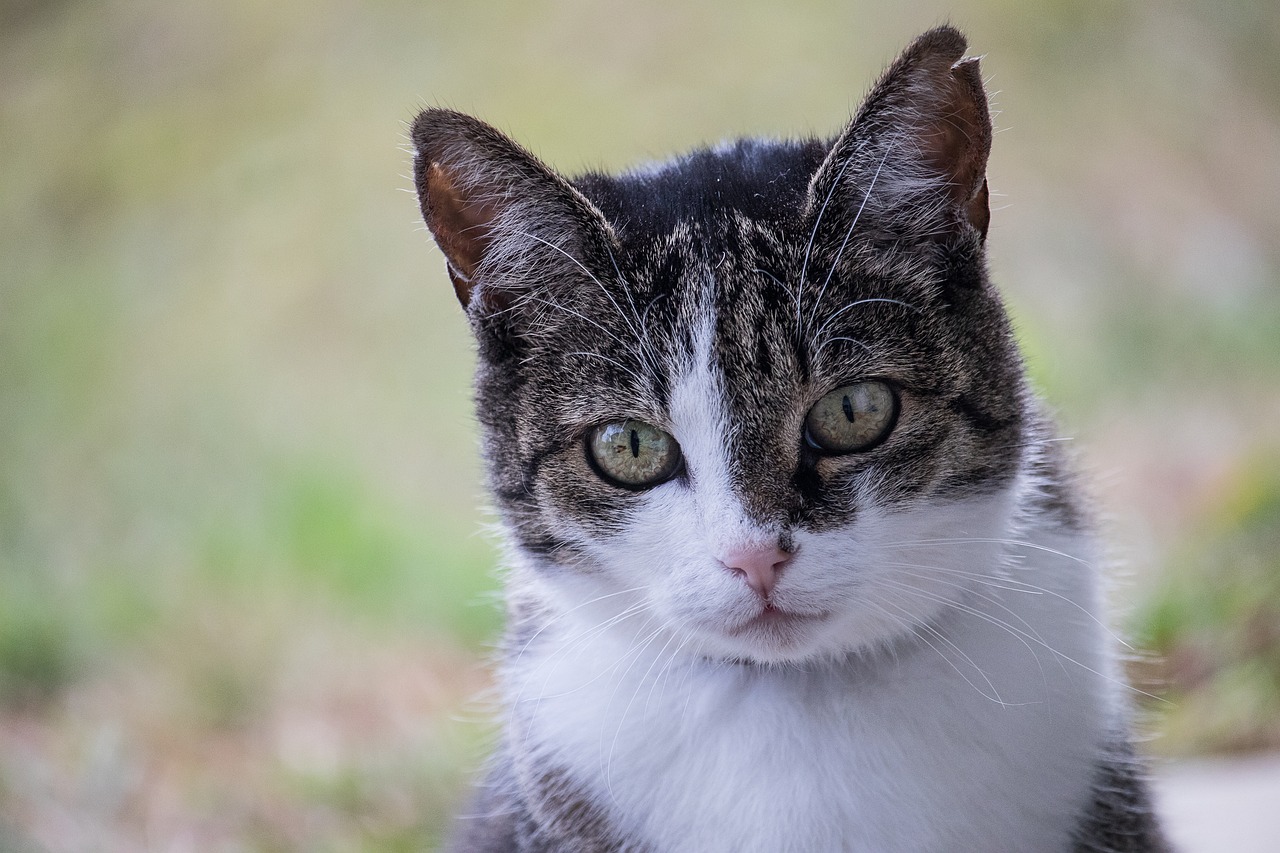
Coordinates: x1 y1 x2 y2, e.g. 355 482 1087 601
806 26 993 248
411 109 615 312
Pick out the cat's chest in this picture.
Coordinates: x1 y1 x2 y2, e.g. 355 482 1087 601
513 570 1107 853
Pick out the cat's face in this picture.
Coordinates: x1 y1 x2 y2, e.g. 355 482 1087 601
415 29 1029 664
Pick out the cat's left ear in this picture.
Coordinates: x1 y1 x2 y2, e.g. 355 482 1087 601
807 26 992 245
411 108 617 313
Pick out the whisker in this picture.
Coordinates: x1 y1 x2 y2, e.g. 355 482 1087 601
515 230 643 341
882 556 1135 653
509 586 648 667
879 572 1056 686
660 631 696 698
513 602 651 710
806 145 891 334
990 436 1076 451
517 293 631 352
868 594 1012 706
818 335 874 356
878 537 1090 566
876 577 1161 703
602 621 670 804
512 604 657 758
884 564 1052 638
812 297 922 346
797 152 860 334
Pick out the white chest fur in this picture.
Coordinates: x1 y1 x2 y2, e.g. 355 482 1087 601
509 531 1115 853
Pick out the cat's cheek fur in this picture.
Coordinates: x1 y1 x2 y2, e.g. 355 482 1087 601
534 487 1023 668
508 519 1113 852
784 490 1021 654
561 483 762 643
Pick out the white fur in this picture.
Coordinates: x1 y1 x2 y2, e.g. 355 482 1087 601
501 286 1117 852
510 520 1114 852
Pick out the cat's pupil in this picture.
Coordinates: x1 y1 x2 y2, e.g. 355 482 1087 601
803 381 897 454
586 420 682 488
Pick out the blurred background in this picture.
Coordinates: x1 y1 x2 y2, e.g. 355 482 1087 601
1 0 1277 849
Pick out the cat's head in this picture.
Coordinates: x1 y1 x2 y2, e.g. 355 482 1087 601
413 27 1033 665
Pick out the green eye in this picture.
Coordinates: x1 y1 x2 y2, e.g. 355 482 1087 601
804 381 898 454
587 420 682 488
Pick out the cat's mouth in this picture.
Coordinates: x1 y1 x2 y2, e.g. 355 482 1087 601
726 605 832 641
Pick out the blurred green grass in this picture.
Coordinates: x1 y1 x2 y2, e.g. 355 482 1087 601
1133 454 1280 755
2 0 1278 847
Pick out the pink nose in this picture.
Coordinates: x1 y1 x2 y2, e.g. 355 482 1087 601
718 544 791 600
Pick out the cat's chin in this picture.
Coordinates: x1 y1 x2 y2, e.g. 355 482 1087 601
727 606 832 640
690 599 944 666
694 607 840 664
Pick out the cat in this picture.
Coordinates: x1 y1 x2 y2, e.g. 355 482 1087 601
411 26 1168 853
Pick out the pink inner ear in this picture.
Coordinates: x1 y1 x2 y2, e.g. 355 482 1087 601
424 161 500 307
917 57 991 236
